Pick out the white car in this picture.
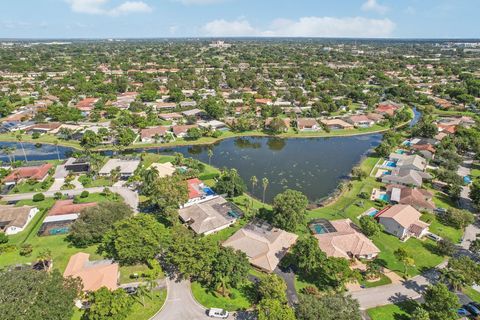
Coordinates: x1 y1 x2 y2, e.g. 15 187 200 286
208 308 229 318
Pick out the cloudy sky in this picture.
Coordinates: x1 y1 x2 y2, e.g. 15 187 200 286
0 0 477 39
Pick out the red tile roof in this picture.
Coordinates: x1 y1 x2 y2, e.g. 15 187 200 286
4 163 53 183
48 200 97 216
187 178 202 199
141 126 168 139
76 98 98 111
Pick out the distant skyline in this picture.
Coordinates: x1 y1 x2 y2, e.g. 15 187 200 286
0 0 478 39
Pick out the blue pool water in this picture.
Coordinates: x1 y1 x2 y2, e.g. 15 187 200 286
385 161 397 168
368 209 379 217
312 224 327 234
395 149 406 154
203 187 215 196
464 176 472 184
378 194 390 202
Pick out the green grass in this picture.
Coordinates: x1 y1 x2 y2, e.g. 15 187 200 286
0 133 82 149
9 177 54 194
360 274 392 288
372 232 443 277
191 282 253 311
72 289 167 320
119 264 164 284
464 286 480 303
471 163 480 179
420 212 463 243
78 175 112 188
367 300 419 320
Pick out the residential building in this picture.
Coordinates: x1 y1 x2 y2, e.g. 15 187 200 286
172 125 197 138
140 126 169 143
63 252 119 292
223 220 298 273
313 219 380 260
297 118 320 131
387 185 435 212
98 158 140 178
3 163 53 185
320 118 354 130
377 205 429 240
179 196 241 235
40 200 97 236
347 115 375 128
381 169 431 187
184 178 217 206
0 205 39 235
148 162 176 178
64 158 90 173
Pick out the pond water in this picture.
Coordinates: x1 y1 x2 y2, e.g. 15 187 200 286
0 109 420 203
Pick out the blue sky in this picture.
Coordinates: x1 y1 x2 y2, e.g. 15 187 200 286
0 0 477 39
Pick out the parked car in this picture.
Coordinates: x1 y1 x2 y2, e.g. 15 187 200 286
208 308 229 318
123 286 137 295
465 303 480 317
457 308 469 316
426 233 442 242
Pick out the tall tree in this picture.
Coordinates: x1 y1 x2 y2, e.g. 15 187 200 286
423 283 459 320
272 189 308 232
295 293 361 320
84 287 132 320
0 268 82 320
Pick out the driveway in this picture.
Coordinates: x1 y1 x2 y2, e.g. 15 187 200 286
274 267 298 305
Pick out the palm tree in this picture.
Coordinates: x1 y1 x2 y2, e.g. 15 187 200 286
440 269 465 291
54 140 60 161
262 177 269 205
207 148 213 165
0 146 15 166
110 166 121 184
250 175 258 195
16 133 28 163
36 249 52 271
135 285 150 307
230 169 238 197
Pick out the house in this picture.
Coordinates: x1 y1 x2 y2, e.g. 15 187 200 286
411 144 436 160
26 122 62 134
98 158 140 178
172 125 198 138
320 119 354 130
265 117 291 132
3 163 53 185
387 185 436 212
255 98 273 106
375 104 398 116
185 178 217 206
381 169 431 187
159 113 183 121
76 98 98 114
182 108 205 119
63 252 119 292
148 162 176 178
179 197 241 235
347 115 375 128
40 200 97 236
198 120 228 131
297 118 320 131
0 205 39 235
64 158 90 173
377 205 429 240
140 126 169 143
222 220 298 273
179 101 197 108
389 154 427 171
366 113 384 123
313 219 380 260
155 102 177 111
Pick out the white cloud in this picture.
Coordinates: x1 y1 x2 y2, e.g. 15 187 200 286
202 18 257 36
66 0 152 16
201 16 395 38
361 0 389 15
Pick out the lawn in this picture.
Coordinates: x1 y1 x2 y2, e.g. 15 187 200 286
471 163 480 179
372 232 443 277
78 175 112 188
9 176 54 194
360 274 392 288
420 212 463 243
464 286 480 303
191 281 253 311
72 289 167 320
119 264 164 284
367 300 419 320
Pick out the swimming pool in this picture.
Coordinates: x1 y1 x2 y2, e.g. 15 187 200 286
203 187 216 196
395 149 406 154
368 209 379 217
378 194 390 202
312 224 328 234
464 176 472 184
385 161 397 168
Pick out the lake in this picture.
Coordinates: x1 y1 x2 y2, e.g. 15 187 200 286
1 107 421 203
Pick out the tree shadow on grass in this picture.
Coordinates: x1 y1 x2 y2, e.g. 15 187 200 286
393 299 421 320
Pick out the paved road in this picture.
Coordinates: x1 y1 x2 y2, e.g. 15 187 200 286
151 278 213 320
1 186 138 212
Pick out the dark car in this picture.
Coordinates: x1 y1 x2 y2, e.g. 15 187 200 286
123 287 137 295
465 303 480 317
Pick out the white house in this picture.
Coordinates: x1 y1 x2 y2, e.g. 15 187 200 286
0 205 39 235
377 205 429 241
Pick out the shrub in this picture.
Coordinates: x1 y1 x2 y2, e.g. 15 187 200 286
80 191 89 198
0 233 8 244
19 244 33 256
32 193 45 202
